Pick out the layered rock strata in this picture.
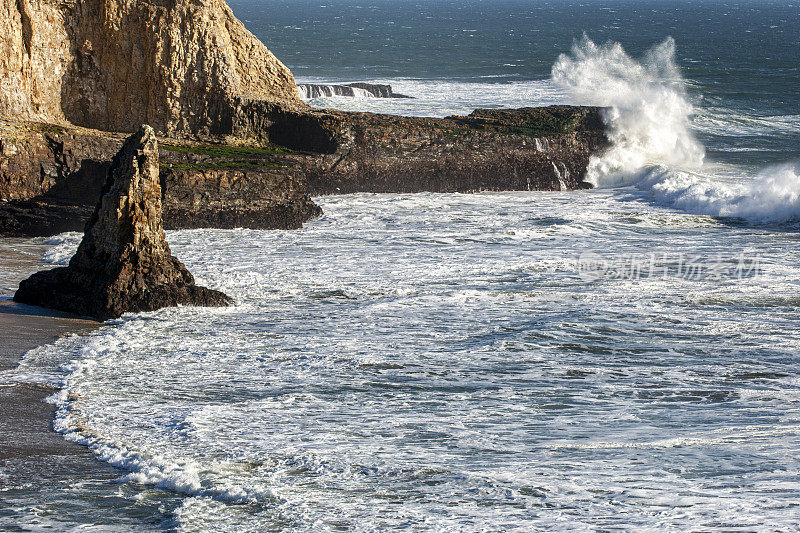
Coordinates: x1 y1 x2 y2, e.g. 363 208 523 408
0 0 609 239
0 119 321 236
0 105 606 236
296 106 607 194
14 126 233 320
1 0 301 135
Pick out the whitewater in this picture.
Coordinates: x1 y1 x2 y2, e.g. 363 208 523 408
10 188 800 530
3 3 800 530
552 36 800 224
298 36 800 226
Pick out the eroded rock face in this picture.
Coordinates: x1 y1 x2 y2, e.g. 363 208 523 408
297 83 411 99
14 125 233 320
0 118 323 236
0 0 301 134
294 106 610 194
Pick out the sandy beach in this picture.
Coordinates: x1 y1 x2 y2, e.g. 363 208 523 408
0 240 173 529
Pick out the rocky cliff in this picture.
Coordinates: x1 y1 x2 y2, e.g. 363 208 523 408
0 104 606 236
0 0 610 238
1 0 301 135
14 125 233 320
297 106 606 194
0 118 321 236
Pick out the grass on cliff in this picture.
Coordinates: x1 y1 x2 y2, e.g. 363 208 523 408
161 160 293 173
160 142 300 173
160 143 297 157
450 110 588 138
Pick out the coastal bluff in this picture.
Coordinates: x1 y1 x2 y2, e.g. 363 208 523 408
0 0 300 134
0 0 609 237
14 126 233 320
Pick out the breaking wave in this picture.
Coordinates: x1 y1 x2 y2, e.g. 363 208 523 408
552 36 800 224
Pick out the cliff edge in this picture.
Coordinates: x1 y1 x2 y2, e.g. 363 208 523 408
0 0 609 238
1 0 301 135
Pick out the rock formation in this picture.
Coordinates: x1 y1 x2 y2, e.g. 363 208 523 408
1 0 301 135
0 104 606 236
298 106 607 194
14 125 233 320
0 0 611 238
298 83 411 99
0 118 322 236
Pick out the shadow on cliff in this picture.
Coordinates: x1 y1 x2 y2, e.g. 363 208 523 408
0 150 111 236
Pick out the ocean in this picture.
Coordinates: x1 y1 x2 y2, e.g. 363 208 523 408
2 0 800 530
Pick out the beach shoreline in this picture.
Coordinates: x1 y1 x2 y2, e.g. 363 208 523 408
0 241 173 529
0 298 99 457
0 239 107 524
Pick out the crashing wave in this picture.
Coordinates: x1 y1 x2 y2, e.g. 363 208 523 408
552 35 800 224
298 82 412 99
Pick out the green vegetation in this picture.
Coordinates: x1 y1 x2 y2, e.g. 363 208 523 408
509 114 582 137
442 127 471 139
160 143 291 157
31 122 67 135
161 160 292 173
16 122 68 137
451 109 588 138
159 141 302 173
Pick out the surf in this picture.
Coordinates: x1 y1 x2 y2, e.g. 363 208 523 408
552 35 800 224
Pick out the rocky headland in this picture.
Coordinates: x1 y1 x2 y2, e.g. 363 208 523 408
0 0 609 238
14 126 233 320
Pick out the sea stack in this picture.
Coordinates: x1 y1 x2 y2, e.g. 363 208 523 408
14 126 233 320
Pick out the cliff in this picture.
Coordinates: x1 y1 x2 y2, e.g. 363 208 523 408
0 118 321 236
296 106 606 194
1 0 301 135
0 0 609 238
14 126 233 320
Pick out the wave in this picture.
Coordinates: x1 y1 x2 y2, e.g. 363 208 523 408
552 35 705 186
298 83 375 99
552 36 800 224
294 78 565 118
633 163 800 224
298 82 412 99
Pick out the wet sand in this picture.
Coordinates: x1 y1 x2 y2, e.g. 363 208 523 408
0 240 100 461
0 299 99 458
0 240 174 529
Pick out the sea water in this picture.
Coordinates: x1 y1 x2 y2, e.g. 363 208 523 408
2 0 799 530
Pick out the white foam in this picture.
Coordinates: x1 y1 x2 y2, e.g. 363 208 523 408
294 77 565 118
8 190 800 530
638 163 800 223
552 35 705 186
551 36 800 224
41 232 82 264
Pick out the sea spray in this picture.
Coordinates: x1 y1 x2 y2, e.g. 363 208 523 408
641 163 800 223
552 35 705 186
553 36 800 223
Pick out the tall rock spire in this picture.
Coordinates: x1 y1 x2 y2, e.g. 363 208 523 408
14 125 233 320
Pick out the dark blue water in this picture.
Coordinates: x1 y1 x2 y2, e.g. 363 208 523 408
231 0 799 174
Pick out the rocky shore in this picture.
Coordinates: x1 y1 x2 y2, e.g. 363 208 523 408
0 119 323 236
298 82 412 99
0 0 609 238
1 104 606 237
